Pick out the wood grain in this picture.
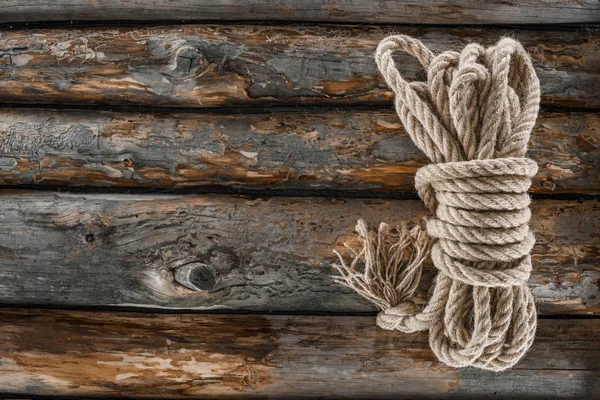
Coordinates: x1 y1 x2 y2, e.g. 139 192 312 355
0 108 598 194
2 0 599 25
0 309 598 398
0 190 597 315
0 25 598 109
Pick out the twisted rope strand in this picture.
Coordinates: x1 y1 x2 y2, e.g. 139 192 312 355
334 35 540 371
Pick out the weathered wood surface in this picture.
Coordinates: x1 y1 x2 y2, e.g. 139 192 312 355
0 25 598 109
1 108 598 194
2 0 599 25
0 191 597 315
0 309 598 398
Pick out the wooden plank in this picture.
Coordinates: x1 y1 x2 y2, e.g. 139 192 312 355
0 108 597 194
0 25 598 109
0 191 597 315
0 309 598 398
2 0 599 25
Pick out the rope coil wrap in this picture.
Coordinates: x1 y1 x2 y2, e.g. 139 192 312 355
334 35 540 371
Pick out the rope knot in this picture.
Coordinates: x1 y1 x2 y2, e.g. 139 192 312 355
415 157 537 287
376 301 422 332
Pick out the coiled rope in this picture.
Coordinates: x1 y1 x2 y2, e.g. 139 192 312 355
334 35 539 371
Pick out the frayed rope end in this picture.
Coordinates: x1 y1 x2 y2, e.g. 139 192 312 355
332 219 432 314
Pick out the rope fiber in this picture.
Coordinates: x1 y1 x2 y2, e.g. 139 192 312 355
334 35 540 371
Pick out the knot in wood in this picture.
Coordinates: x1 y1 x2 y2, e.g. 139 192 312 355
174 47 206 75
174 262 217 292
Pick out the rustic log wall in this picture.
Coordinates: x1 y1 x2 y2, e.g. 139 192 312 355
2 0 599 24
0 190 597 315
0 109 598 193
1 3 599 398
0 309 598 398
0 25 598 109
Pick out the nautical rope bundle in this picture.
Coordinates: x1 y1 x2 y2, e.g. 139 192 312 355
334 35 540 371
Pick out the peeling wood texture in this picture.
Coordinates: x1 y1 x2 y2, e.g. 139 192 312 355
2 0 599 25
0 25 598 109
0 190 597 315
0 309 598 398
0 108 598 194
1 4 599 398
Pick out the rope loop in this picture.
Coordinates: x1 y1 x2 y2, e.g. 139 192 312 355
373 35 540 371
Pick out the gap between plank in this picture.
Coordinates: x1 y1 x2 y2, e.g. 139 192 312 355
1 19 597 31
1 185 599 202
0 303 597 319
